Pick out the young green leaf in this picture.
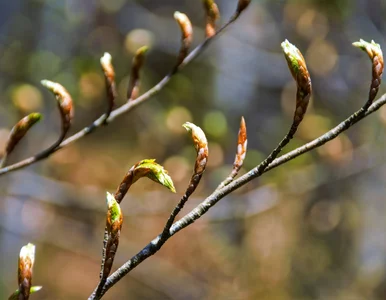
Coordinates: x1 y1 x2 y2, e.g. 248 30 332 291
159 123 209 244
0 113 42 168
5 113 42 154
216 116 247 190
133 159 176 191
114 159 175 203
234 116 247 171
353 39 384 107
100 161 175 284
8 286 42 300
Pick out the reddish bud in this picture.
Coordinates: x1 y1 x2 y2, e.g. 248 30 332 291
183 122 208 177
202 0 220 38
281 40 312 127
353 39 384 106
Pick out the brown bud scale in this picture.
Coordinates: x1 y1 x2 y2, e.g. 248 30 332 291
41 80 74 133
5 113 41 155
202 0 220 38
100 53 117 121
233 116 247 171
174 12 193 67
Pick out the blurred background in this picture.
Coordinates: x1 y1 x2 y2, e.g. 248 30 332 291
1 0 386 299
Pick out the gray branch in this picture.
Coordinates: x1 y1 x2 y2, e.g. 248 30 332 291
89 93 386 299
0 12 239 177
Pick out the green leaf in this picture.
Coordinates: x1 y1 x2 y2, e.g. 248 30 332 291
352 39 382 59
106 192 122 224
133 159 176 193
281 39 303 77
8 286 42 300
41 79 74 131
136 45 149 56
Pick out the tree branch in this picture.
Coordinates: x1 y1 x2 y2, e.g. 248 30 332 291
0 14 240 177
88 92 386 299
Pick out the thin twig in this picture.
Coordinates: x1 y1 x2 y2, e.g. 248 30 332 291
158 173 202 246
0 14 239 177
0 153 7 168
88 93 386 299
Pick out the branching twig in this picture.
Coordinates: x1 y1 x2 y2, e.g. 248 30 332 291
88 93 386 299
159 123 208 245
0 11 241 177
98 159 175 295
95 193 123 298
6 2 384 299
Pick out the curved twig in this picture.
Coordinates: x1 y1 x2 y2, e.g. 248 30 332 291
89 92 386 299
0 12 241 177
215 116 247 190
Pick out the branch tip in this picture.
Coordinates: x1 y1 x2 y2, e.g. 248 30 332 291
106 192 122 224
281 39 312 127
133 159 176 193
41 79 74 133
353 39 384 106
174 11 193 67
114 159 176 204
202 0 220 38
128 46 149 101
